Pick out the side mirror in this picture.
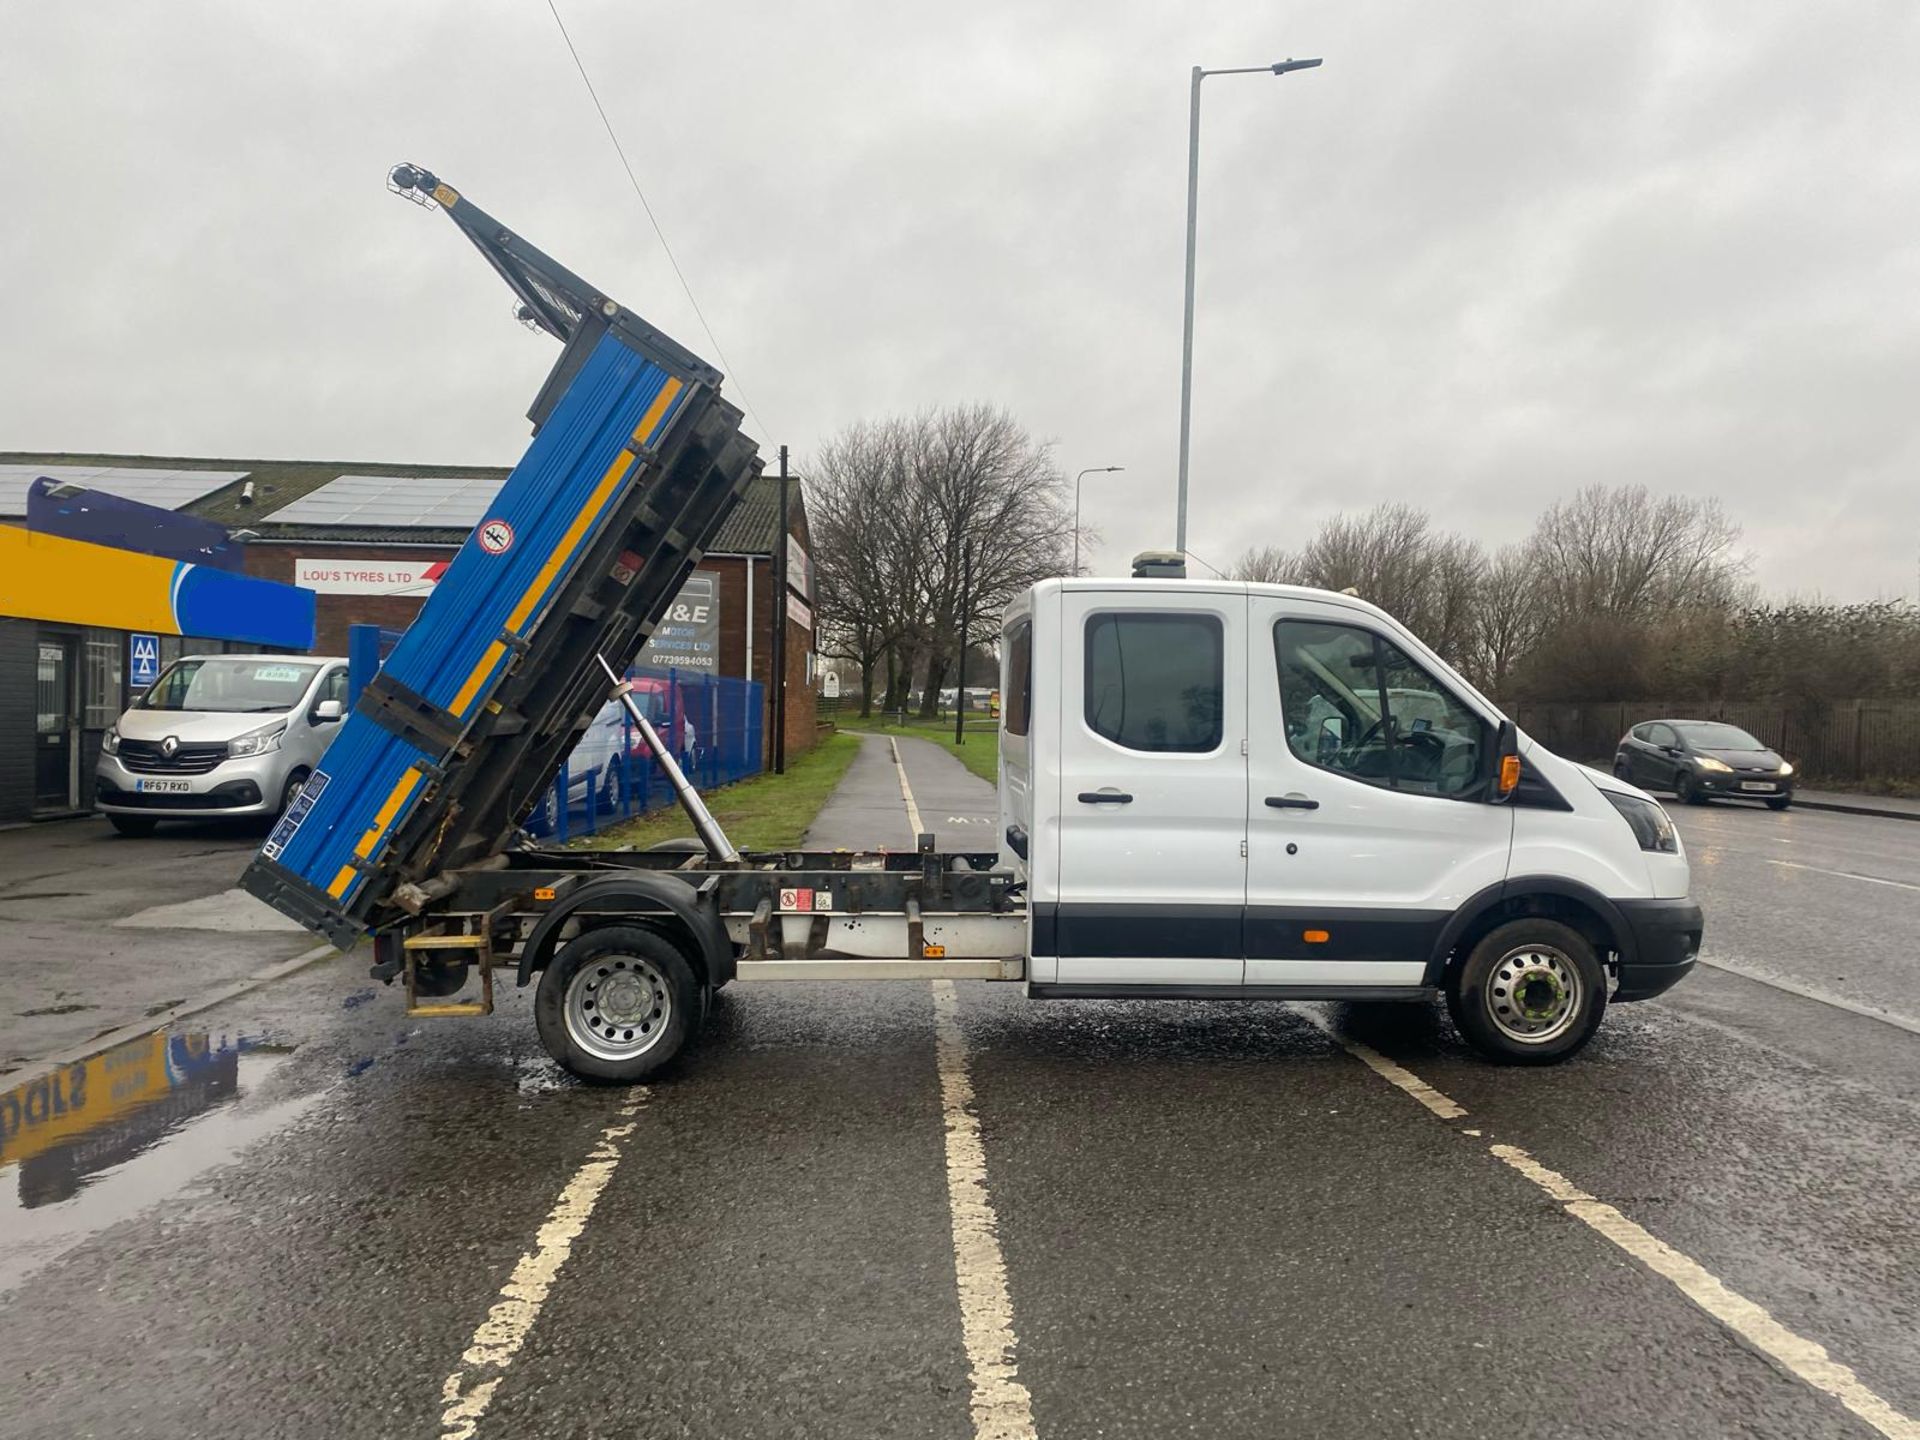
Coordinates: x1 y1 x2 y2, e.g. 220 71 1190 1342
313 699 345 722
1489 718 1521 804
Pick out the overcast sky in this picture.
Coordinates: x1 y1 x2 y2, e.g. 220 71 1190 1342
3 2 1917 600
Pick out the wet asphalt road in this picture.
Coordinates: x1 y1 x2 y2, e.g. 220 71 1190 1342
0 742 1915 1439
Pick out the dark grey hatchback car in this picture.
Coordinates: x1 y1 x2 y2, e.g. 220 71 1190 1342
1615 720 1795 809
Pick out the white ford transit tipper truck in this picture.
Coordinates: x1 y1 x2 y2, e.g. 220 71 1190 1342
243 167 1702 1083
995 575 1700 1065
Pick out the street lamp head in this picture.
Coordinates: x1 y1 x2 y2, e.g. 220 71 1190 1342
1272 57 1323 75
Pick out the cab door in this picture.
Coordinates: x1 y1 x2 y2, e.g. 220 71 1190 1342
1244 596 1512 988
1049 586 1246 985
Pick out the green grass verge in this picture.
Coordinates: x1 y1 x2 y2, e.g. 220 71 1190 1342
584 730 862 851
846 714 1000 785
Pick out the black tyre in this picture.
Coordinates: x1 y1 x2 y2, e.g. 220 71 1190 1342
108 813 158 837
1446 919 1607 1065
534 924 702 1083
1766 796 1792 811
278 770 310 818
1675 770 1706 805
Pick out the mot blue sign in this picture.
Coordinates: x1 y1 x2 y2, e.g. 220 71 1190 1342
129 632 161 688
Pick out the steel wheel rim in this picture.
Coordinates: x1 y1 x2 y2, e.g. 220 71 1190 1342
1485 944 1582 1045
564 954 672 1062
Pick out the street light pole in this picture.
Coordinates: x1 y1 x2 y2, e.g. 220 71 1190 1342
1175 56 1322 558
1073 465 1124 575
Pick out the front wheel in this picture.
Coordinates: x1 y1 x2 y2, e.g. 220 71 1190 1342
1446 919 1607 1065
1675 770 1706 805
278 770 310 818
534 925 703 1083
108 813 158 837
1766 796 1792 811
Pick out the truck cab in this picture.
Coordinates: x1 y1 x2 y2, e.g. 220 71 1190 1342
999 576 1702 1063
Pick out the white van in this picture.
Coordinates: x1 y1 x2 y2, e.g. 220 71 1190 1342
96 654 348 836
996 576 1702 1064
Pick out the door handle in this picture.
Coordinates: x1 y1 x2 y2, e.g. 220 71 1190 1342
1264 794 1320 810
1077 790 1133 804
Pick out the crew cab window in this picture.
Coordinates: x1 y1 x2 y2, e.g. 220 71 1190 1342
1084 612 1223 753
1273 619 1488 797
1004 621 1032 737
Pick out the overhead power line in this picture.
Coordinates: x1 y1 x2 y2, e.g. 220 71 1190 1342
542 0 771 442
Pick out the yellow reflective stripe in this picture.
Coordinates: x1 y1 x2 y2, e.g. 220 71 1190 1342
635 376 684 446
445 375 685 723
355 767 424 858
450 641 507 719
504 452 636 633
326 765 425 899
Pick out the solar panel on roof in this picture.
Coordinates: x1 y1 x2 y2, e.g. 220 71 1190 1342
0 466 248 517
266 473 505 528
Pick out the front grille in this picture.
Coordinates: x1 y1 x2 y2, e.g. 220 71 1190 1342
119 740 227 775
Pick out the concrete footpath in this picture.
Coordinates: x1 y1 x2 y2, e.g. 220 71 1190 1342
805 733 996 852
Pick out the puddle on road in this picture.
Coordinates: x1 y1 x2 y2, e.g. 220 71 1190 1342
0 1030 322 1293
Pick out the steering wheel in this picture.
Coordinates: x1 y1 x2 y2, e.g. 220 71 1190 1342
1404 728 1446 758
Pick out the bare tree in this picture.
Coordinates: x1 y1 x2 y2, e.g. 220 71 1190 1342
1233 544 1300 583
1237 504 1485 667
809 419 922 717
809 406 1073 718
1526 484 1746 622
1470 544 1546 694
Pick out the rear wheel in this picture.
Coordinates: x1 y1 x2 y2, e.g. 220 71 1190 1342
108 813 158 837
534 925 703 1083
1446 919 1607 1065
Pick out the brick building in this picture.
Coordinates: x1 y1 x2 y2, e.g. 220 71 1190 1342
0 451 817 825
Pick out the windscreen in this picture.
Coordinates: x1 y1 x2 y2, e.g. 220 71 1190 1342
139 658 319 714
1674 721 1764 750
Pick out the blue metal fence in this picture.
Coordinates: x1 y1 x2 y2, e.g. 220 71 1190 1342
528 664 764 841
345 624 409 707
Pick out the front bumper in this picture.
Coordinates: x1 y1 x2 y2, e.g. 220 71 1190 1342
1612 897 1704 1001
1694 769 1793 798
95 753 278 817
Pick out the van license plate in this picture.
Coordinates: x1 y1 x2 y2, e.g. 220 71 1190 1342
1739 781 1776 793
135 779 192 793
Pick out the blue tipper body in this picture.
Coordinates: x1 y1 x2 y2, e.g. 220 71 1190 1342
240 168 762 949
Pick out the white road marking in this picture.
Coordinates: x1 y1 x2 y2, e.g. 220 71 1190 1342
889 737 926 836
1764 857 1920 893
1291 1005 1468 1119
1696 957 1920 1037
1318 1030 1919 1438
438 1094 648 1439
1490 1143 1920 1440
931 980 1037 1440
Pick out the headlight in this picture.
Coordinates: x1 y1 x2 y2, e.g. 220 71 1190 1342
102 726 120 755
1779 761 1794 777
1603 791 1679 854
1696 756 1732 773
228 723 286 758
